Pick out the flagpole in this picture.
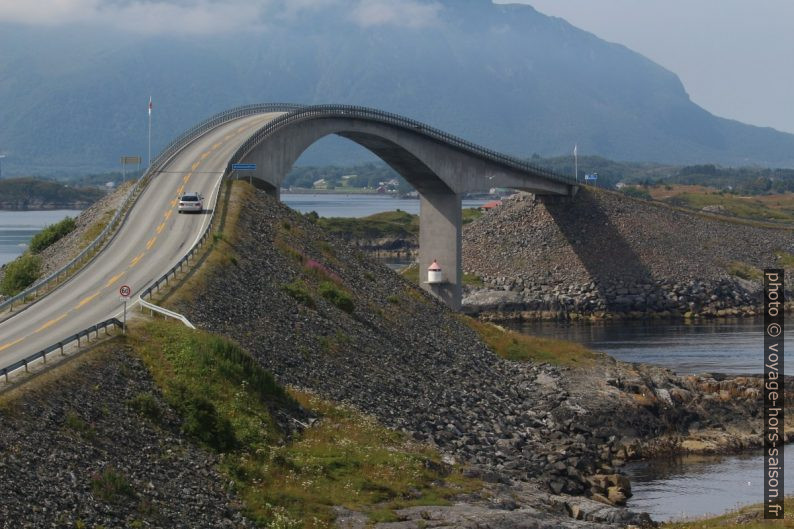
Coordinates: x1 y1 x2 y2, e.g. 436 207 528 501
574 144 578 183
147 96 152 169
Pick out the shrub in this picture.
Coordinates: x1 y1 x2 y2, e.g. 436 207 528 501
29 217 76 253
620 187 652 200
319 281 355 313
283 280 316 309
91 467 134 503
0 252 41 296
172 386 237 451
128 392 162 423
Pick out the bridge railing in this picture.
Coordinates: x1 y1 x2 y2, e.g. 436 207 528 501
226 104 576 186
0 103 303 315
0 318 124 384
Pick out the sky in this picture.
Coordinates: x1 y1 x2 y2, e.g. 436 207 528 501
498 0 794 134
0 0 790 133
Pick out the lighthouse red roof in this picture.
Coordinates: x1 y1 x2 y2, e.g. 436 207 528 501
428 260 442 271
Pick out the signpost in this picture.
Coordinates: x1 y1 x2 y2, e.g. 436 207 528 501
119 285 132 334
584 173 598 187
231 163 256 185
120 156 141 184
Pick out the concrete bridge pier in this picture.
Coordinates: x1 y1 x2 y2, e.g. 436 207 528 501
419 191 462 310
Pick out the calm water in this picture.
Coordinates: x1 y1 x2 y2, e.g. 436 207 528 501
282 193 487 217
508 318 791 375
0 210 81 266
625 449 792 521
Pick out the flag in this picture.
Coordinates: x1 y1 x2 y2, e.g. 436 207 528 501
148 96 153 116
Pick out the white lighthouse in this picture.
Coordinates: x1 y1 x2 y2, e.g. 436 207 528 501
427 259 444 284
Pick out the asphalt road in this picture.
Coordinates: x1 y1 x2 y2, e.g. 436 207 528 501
0 112 283 367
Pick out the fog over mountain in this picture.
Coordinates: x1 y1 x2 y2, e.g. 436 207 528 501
1 0 793 176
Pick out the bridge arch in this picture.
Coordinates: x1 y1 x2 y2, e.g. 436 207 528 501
227 105 577 309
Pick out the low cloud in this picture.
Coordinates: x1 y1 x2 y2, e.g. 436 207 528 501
351 0 442 29
0 0 443 34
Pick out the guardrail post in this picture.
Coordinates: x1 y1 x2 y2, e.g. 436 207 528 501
3 370 7 383
60 342 65 356
23 360 28 373
42 351 47 364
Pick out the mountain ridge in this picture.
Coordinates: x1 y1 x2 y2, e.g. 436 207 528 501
1 0 793 175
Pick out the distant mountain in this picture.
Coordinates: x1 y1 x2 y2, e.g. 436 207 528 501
1 0 793 176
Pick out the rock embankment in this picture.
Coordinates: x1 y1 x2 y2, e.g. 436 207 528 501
178 187 789 524
0 345 254 528
462 189 793 320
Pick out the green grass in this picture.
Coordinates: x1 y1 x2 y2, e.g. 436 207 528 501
459 316 597 366
727 261 764 282
774 250 794 268
318 281 355 313
664 192 794 223
0 252 42 296
661 496 793 528
462 208 483 224
317 210 419 240
81 209 115 246
29 216 76 253
283 280 316 309
91 467 135 504
132 321 480 528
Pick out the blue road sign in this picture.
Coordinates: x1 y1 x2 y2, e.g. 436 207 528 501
584 173 598 181
232 163 256 171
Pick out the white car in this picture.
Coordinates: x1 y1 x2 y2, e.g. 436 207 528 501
178 192 204 213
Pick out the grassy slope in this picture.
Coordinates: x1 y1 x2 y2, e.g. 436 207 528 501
152 182 480 527
315 208 483 240
130 319 479 529
646 184 794 224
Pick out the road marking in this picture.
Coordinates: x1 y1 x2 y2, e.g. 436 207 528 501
170 198 177 207
76 291 101 309
200 152 209 160
192 162 200 171
130 253 145 268
35 313 68 333
0 337 25 352
146 236 157 250
177 185 184 195
164 210 173 220
156 222 165 234
105 272 125 287
183 174 190 183
212 142 221 150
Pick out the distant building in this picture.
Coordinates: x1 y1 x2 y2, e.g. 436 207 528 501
480 200 503 211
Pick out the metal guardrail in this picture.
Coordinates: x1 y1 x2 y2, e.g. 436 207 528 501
0 318 123 383
227 104 577 186
139 299 196 329
0 103 303 315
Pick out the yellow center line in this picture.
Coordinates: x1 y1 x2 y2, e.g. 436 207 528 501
130 252 145 268
170 198 177 207
164 210 173 220
146 236 157 250
105 272 125 288
183 174 190 183
200 152 209 160
212 142 222 150
34 313 68 333
156 222 165 234
0 337 25 353
76 291 101 310
191 162 200 171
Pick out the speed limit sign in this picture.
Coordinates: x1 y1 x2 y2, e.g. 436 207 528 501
119 285 132 299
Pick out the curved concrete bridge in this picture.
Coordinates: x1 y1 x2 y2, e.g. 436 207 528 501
229 104 578 309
